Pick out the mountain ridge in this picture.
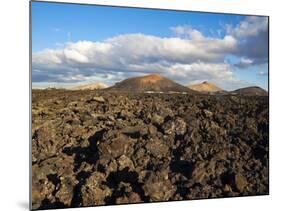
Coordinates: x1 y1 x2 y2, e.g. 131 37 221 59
106 74 196 93
188 81 225 93
71 82 108 90
232 86 268 96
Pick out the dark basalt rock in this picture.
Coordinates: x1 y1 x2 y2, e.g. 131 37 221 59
32 90 269 209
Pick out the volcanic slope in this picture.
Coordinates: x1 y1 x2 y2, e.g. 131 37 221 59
107 74 196 93
232 86 268 96
71 82 108 90
188 81 225 93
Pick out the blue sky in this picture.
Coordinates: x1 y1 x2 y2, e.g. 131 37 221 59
32 1 268 90
32 2 244 51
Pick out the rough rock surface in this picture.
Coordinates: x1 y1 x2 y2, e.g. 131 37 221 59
32 90 269 209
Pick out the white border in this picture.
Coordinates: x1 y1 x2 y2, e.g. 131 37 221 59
1 0 280 211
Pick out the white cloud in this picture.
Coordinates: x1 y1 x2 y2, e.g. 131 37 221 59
33 33 238 68
170 25 204 40
227 16 268 65
234 57 254 68
32 17 268 90
33 32 241 88
63 48 89 63
33 49 63 65
240 57 253 65
227 16 268 38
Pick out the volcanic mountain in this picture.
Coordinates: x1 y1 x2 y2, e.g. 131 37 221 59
107 74 195 93
188 81 225 93
71 82 108 90
232 86 268 96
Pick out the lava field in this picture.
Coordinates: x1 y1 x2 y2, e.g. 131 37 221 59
31 90 269 210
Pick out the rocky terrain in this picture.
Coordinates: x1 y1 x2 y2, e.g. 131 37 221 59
32 89 269 210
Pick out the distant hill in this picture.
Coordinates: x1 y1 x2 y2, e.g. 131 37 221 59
188 81 225 93
71 82 108 90
106 74 196 93
232 86 268 96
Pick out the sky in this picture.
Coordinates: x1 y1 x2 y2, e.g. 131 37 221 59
31 1 269 90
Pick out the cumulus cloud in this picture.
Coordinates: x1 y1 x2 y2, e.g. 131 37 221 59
227 16 268 66
170 25 204 40
32 16 268 90
32 33 238 87
234 57 254 68
227 16 268 38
